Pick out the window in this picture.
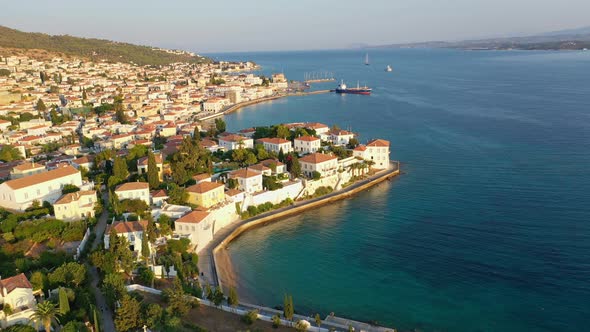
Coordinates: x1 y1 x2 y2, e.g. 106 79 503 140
37 189 41 195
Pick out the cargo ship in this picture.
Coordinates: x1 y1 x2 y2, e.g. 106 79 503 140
335 80 372 95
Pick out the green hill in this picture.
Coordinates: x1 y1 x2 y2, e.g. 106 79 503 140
0 25 210 66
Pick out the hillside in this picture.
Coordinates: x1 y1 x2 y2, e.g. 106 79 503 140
0 25 210 66
372 26 590 51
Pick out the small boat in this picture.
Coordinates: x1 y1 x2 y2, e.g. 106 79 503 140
335 80 372 95
365 53 370 66
385 65 393 72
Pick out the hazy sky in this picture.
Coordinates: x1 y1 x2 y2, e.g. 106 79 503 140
1 0 589 53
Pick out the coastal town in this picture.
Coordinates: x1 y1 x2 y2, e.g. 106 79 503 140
0 49 397 332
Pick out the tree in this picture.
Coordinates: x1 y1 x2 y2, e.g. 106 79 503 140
158 214 172 236
61 184 80 195
48 262 86 288
287 154 301 178
227 286 238 307
147 151 160 189
113 156 129 180
115 295 141 332
245 151 258 165
215 118 226 134
213 286 224 306
275 125 290 139
114 95 128 124
0 145 23 162
315 313 322 331
278 148 285 162
272 314 282 328
142 303 163 329
312 171 322 180
102 273 126 308
347 137 360 149
163 278 191 318
92 305 100 332
36 99 47 112
295 320 310 332
0 68 11 77
242 310 259 325
82 88 87 101
283 294 294 323
30 271 48 291
58 287 70 315
167 183 188 205
32 301 60 332
141 236 150 262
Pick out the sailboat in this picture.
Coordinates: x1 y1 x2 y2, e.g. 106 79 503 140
364 53 370 65
385 65 393 72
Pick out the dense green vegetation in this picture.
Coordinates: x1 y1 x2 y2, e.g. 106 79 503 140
0 25 211 66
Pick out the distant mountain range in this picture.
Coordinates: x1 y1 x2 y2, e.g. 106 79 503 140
371 26 590 50
0 25 210 66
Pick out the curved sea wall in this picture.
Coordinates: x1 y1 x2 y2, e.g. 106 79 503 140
211 162 400 289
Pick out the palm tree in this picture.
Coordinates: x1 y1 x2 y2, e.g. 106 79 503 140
32 301 61 332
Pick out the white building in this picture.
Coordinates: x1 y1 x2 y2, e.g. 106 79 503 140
173 210 212 251
202 97 229 113
0 273 35 311
229 168 263 193
299 153 338 178
54 190 97 221
0 165 82 211
257 137 293 154
114 182 150 206
104 220 148 253
10 162 45 179
353 139 390 169
327 130 355 146
294 135 321 155
218 134 254 151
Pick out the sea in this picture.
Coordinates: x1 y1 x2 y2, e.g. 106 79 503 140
206 49 590 332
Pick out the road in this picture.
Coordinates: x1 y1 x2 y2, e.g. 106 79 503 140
87 191 116 332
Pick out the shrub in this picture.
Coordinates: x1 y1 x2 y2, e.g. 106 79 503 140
272 314 281 328
242 309 259 325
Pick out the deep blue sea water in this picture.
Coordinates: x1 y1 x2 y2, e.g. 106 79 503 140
209 49 590 332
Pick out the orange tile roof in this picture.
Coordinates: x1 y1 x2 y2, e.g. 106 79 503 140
186 181 224 194
230 168 261 179
12 162 45 172
4 165 79 190
299 153 337 164
192 173 211 181
54 190 96 205
366 139 390 147
115 182 149 192
295 135 320 142
0 273 32 295
109 220 148 234
175 210 210 224
354 145 367 151
258 137 291 145
225 189 243 197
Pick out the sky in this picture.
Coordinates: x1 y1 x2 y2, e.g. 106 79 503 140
1 0 589 53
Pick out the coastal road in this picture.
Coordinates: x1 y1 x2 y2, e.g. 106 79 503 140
87 191 116 332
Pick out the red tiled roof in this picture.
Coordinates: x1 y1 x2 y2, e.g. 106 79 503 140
115 182 149 192
0 273 33 295
295 135 320 142
257 137 291 145
299 153 337 164
366 139 390 147
230 168 261 179
109 220 148 234
175 210 209 224
4 165 79 190
187 181 224 194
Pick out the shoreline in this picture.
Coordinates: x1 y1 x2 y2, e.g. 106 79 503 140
201 162 400 289
197 89 331 121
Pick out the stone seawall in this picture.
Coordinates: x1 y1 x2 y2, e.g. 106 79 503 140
211 163 400 289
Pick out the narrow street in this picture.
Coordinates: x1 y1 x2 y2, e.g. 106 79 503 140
87 191 116 332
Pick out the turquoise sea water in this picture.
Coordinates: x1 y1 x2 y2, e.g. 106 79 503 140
211 49 590 332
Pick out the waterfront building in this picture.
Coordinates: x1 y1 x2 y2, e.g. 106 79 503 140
294 135 321 155
353 139 391 169
299 153 338 178
114 182 150 205
54 190 97 221
229 168 263 193
0 165 82 211
218 134 254 151
327 129 355 146
257 137 293 154
173 210 211 250
186 181 225 208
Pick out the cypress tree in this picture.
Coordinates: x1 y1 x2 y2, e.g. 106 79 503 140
141 236 150 262
59 287 70 315
147 151 160 189
93 305 101 332
113 157 129 180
